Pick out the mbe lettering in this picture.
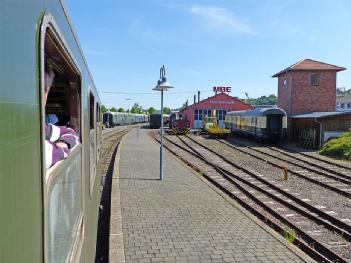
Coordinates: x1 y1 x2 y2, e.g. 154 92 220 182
213 86 231 93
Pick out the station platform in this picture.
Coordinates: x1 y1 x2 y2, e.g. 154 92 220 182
109 128 314 263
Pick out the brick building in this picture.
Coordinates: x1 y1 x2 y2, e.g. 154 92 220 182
273 59 350 148
180 92 252 129
272 59 346 116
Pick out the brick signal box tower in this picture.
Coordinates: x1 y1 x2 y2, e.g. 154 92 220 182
272 59 345 116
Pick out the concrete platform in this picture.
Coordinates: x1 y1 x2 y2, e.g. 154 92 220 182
109 128 314 263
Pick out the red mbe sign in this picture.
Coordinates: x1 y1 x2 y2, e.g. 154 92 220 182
213 86 231 93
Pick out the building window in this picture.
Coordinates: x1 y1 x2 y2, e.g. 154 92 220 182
283 78 287 86
340 103 345 109
310 73 319 86
347 103 351 109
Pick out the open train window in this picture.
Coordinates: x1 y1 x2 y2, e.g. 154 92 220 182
41 18 83 263
44 29 81 135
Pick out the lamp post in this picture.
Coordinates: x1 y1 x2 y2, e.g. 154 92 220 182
153 65 174 181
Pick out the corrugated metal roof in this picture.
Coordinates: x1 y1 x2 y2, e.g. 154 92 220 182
290 111 351 119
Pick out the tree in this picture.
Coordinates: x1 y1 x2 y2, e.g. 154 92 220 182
247 94 277 105
163 107 171 115
118 107 125 112
148 107 156 115
110 107 118 112
130 102 143 114
101 105 108 113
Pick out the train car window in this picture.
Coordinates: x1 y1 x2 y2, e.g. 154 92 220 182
44 40 81 135
42 23 83 263
96 103 100 123
89 93 95 129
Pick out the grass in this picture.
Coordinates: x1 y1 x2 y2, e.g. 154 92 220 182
283 226 297 243
319 130 351 160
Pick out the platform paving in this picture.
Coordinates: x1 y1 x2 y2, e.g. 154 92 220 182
110 128 314 263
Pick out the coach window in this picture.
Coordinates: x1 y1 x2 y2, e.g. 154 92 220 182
89 92 97 195
96 103 101 123
44 28 81 167
42 23 83 263
89 93 95 129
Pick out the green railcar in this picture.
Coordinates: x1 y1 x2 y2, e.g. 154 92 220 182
1 1 102 262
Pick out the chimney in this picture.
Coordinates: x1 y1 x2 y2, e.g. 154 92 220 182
194 95 196 104
198 91 200 103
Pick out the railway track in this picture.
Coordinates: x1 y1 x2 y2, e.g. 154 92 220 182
153 132 351 262
218 138 351 199
96 128 131 262
102 125 136 142
272 144 351 172
190 135 351 229
227 137 351 184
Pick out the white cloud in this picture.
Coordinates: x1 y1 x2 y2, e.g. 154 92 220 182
189 5 256 35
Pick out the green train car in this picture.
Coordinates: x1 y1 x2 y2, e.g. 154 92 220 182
1 1 102 262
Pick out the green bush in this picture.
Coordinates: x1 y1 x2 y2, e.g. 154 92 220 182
319 130 351 160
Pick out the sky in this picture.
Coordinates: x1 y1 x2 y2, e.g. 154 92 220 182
65 0 351 111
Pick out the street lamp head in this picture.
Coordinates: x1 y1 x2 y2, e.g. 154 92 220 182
153 65 174 92
153 80 174 91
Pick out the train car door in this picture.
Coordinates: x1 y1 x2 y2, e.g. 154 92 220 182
267 115 282 134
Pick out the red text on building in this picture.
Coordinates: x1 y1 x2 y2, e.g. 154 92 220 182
213 86 231 93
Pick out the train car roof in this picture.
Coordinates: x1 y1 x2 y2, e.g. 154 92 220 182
227 107 287 116
59 1 100 102
104 111 144 116
150 113 170 116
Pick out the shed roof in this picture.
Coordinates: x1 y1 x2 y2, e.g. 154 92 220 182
272 59 346 77
290 111 351 119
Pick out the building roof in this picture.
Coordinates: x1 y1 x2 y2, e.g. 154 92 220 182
180 92 251 111
272 59 346 77
290 111 351 119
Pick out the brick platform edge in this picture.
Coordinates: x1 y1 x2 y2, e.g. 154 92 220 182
150 137 316 263
109 135 126 263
